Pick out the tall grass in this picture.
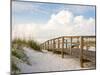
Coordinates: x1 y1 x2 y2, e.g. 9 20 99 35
11 63 20 75
27 40 41 51
12 48 30 63
12 38 41 51
12 38 41 74
12 48 31 74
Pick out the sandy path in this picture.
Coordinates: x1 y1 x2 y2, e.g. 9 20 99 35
17 47 84 73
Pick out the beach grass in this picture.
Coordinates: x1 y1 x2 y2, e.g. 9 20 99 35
12 38 41 74
11 48 31 74
12 38 41 51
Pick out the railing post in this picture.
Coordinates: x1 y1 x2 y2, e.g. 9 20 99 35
47 40 49 50
66 40 67 49
80 36 84 68
51 40 53 50
41 44 43 50
40 44 42 50
43 43 45 50
53 39 55 53
58 38 60 51
86 38 89 51
45 42 46 50
50 40 51 50
61 37 64 58
70 37 72 55
77 37 79 48
42 44 43 50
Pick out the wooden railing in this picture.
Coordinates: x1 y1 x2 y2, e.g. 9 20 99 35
40 36 96 68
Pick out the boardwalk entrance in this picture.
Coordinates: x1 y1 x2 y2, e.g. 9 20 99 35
40 36 96 68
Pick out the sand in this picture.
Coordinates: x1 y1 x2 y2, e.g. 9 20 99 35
16 47 92 73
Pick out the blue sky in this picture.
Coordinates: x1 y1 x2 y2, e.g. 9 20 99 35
12 1 96 42
12 1 95 25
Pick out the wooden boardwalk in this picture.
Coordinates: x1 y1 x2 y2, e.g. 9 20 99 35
40 36 96 68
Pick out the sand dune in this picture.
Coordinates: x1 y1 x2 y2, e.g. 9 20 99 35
17 47 94 73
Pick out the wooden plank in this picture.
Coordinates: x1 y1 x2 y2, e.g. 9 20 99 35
52 42 79 45
66 42 80 44
42 36 95 44
82 36 96 38
63 36 80 38
80 36 84 68
61 37 64 58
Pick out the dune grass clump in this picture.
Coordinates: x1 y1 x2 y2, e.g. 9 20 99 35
11 61 20 75
12 38 41 51
12 38 41 74
12 48 31 74
12 39 28 48
12 48 30 63
27 40 41 51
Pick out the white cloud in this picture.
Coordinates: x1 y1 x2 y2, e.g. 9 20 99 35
12 10 95 43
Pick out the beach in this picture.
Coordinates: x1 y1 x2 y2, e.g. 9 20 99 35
15 47 95 74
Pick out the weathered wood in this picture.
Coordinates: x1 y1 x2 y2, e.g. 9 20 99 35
50 40 52 50
52 41 79 44
53 39 55 53
43 36 95 44
61 37 64 58
40 44 42 50
77 37 79 48
66 40 67 49
42 35 95 68
82 36 96 38
45 42 46 50
43 45 44 49
63 36 80 38
47 41 49 50
80 36 84 68
43 43 45 49
70 37 72 55
58 39 60 51
86 38 89 51
41 44 43 49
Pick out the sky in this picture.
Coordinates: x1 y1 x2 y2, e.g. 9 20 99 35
12 1 96 43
